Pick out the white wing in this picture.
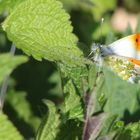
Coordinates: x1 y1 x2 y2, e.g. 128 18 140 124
108 34 140 60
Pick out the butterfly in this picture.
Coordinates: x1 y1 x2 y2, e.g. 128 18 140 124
90 33 140 83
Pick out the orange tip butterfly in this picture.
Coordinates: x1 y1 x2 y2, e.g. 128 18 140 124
91 33 140 83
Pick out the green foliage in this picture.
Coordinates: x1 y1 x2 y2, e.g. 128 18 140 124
91 0 116 20
0 0 140 140
0 53 28 84
0 0 25 14
63 79 84 120
59 64 88 90
94 116 124 140
2 0 87 66
0 113 24 140
60 0 81 10
36 100 60 140
56 120 82 140
124 0 140 13
116 122 140 140
103 68 140 118
6 90 40 131
92 21 113 40
60 0 93 11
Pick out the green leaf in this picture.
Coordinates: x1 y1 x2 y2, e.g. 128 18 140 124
0 33 7 47
59 64 88 120
88 64 98 90
56 120 82 140
116 122 140 140
0 53 28 85
6 90 40 131
0 113 24 140
103 67 140 118
0 0 25 14
36 100 60 140
88 64 107 113
59 64 88 91
48 71 63 97
3 0 86 66
63 80 84 120
96 115 120 139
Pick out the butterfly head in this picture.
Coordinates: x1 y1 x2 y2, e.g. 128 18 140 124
90 43 115 62
89 43 102 62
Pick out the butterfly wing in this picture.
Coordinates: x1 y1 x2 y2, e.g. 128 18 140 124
109 33 140 60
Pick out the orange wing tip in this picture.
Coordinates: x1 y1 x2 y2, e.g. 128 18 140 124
129 58 140 66
130 33 140 51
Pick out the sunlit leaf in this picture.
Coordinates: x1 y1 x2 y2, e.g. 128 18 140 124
0 0 25 14
0 113 24 140
63 80 84 120
116 122 140 140
36 100 60 140
3 0 87 66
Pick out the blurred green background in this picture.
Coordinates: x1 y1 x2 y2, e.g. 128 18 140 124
0 0 140 139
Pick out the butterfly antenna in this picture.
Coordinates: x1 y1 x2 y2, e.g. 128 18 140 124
88 18 104 59
100 18 104 44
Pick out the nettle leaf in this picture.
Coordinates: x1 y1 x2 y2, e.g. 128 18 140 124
116 122 140 140
0 0 25 14
63 80 84 120
59 64 88 90
3 0 87 66
103 67 140 118
6 90 40 131
0 53 28 85
0 113 24 140
56 120 82 140
96 115 121 140
36 100 60 140
88 64 98 90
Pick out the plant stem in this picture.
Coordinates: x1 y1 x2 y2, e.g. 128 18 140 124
0 44 16 110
